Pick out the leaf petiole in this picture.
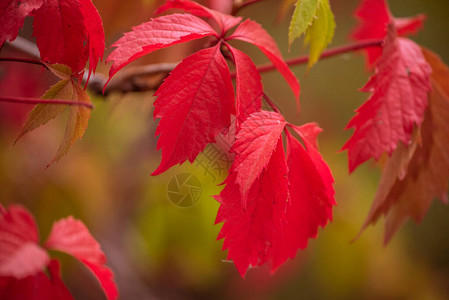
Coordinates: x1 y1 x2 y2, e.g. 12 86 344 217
0 96 94 109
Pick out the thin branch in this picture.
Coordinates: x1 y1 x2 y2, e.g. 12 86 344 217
101 39 383 86
5 37 177 96
100 62 178 96
5 36 383 96
0 96 94 109
0 57 48 68
6 36 40 58
233 0 266 15
244 38 384 76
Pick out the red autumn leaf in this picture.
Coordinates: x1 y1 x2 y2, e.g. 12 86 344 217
226 45 263 128
106 13 217 81
79 0 105 76
358 49 449 244
230 111 286 204
40 260 74 300
2 0 105 74
352 0 425 67
0 205 117 299
32 0 83 72
215 138 289 277
152 43 235 175
275 125 335 268
342 25 432 172
0 260 73 300
0 0 43 46
45 217 118 300
0 204 49 279
215 113 335 276
291 123 335 202
228 19 300 105
155 0 241 33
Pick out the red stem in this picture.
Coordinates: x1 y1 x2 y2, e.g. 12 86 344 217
231 39 383 77
0 57 47 68
0 96 94 109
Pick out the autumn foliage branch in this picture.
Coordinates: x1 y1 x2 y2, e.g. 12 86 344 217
4 36 383 97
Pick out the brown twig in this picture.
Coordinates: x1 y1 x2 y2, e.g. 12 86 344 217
101 62 178 96
6 36 40 58
232 0 266 15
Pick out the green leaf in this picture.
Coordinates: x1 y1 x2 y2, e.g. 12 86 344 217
288 0 319 46
305 0 335 69
289 0 335 69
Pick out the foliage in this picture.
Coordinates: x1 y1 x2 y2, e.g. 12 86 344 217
1 0 449 298
0 204 117 299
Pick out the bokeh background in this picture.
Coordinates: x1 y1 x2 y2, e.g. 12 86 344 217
1 0 449 299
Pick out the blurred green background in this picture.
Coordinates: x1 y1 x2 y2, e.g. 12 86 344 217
1 0 449 299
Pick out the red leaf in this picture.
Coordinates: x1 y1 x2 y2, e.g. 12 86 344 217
79 0 105 76
32 0 87 72
358 49 449 243
215 138 289 277
216 115 335 276
152 44 235 175
14 0 104 74
342 25 432 172
226 45 262 128
0 260 74 300
106 13 217 81
228 19 300 105
0 0 43 46
291 123 335 202
0 205 49 279
43 260 74 300
230 111 286 204
394 17 426 37
44 217 118 300
352 0 425 67
155 0 241 33
275 125 335 268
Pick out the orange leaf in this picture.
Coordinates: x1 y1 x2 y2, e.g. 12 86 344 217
49 81 91 166
15 79 73 143
15 64 92 166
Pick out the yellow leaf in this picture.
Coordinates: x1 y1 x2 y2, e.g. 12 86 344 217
288 0 319 46
304 0 335 69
